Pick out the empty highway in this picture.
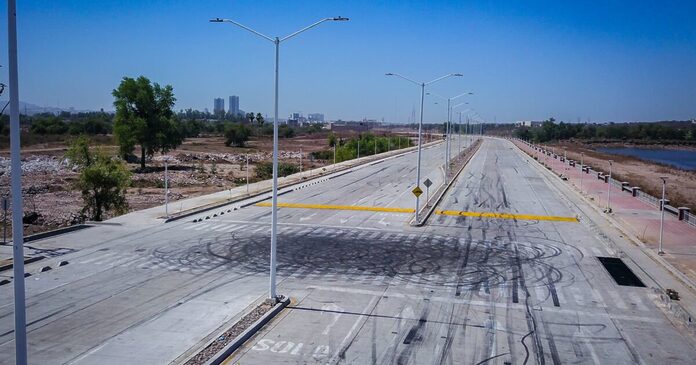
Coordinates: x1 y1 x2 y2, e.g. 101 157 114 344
1 137 695 364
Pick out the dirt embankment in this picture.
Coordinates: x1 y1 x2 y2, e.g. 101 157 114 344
548 141 696 209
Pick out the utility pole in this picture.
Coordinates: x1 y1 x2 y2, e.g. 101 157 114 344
299 147 302 173
246 154 250 194
164 158 169 218
580 152 584 192
658 177 667 255
8 0 28 362
606 160 613 213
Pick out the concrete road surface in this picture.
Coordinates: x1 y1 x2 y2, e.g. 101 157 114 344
0 137 463 364
2 136 695 364
228 138 696 364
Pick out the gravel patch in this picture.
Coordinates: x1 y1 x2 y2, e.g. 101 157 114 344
184 298 278 365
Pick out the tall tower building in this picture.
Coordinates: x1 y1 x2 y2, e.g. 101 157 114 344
213 98 225 114
228 95 240 116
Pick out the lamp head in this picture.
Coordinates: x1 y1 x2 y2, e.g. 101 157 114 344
333 16 350 21
453 73 463 77
209 18 224 23
385 73 394 76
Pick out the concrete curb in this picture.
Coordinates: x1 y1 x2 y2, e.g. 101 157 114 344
2 224 93 245
413 139 483 227
203 296 290 365
166 141 444 223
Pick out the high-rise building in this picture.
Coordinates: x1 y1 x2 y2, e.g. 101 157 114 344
228 96 240 116
213 98 225 114
308 113 325 123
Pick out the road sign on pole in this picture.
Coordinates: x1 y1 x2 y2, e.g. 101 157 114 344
423 179 432 203
412 186 423 198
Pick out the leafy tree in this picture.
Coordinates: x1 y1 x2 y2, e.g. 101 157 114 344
112 76 183 169
279 124 295 138
246 112 256 124
255 113 265 127
66 136 131 221
224 123 251 147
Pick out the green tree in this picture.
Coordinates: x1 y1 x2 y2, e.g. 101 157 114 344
66 137 131 221
255 113 265 127
328 132 337 147
224 123 251 147
112 76 183 170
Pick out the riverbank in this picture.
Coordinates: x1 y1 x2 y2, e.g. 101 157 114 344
547 141 696 209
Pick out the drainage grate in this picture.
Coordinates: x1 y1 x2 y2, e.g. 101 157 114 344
597 257 645 287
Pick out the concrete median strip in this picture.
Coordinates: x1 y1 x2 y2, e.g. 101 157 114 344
253 202 578 222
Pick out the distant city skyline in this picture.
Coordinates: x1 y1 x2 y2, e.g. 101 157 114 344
1 1 695 123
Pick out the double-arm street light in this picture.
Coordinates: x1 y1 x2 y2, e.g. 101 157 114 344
426 92 473 179
385 73 462 223
452 103 470 154
211 15 349 301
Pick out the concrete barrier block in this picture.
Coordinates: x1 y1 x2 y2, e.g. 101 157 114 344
678 207 691 221
659 199 671 211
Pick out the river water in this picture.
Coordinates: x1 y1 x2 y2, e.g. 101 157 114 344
596 147 696 171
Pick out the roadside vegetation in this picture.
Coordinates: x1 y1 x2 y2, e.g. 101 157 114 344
512 118 696 144
66 136 131 221
311 133 414 163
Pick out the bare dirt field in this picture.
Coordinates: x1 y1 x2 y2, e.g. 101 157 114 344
548 141 696 209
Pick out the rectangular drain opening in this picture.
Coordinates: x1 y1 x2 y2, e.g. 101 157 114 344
597 257 645 287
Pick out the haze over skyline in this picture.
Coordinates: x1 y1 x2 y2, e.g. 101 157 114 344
1 0 695 123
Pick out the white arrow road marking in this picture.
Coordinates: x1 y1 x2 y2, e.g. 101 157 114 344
300 213 317 222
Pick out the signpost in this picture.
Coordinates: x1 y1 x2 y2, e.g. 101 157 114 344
412 186 423 198
2 196 7 245
423 178 432 203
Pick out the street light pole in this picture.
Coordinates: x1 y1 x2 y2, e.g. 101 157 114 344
606 160 613 213
386 73 463 223
580 152 584 192
658 177 667 255
211 15 349 301
8 0 28 362
427 92 472 181
164 158 169 218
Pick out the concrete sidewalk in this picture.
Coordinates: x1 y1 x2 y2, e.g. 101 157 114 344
515 140 696 286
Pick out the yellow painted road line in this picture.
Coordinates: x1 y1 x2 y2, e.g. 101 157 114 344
435 210 578 222
253 202 577 222
254 202 415 214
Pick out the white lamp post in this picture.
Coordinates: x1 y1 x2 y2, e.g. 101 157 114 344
606 160 613 213
7 0 27 363
426 92 473 179
211 15 349 301
658 177 667 255
385 73 462 223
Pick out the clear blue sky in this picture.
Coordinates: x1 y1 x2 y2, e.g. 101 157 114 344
1 0 695 123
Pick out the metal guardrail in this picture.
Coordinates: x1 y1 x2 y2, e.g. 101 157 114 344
684 211 696 228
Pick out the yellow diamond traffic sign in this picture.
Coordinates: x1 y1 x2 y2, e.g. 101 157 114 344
412 186 423 197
